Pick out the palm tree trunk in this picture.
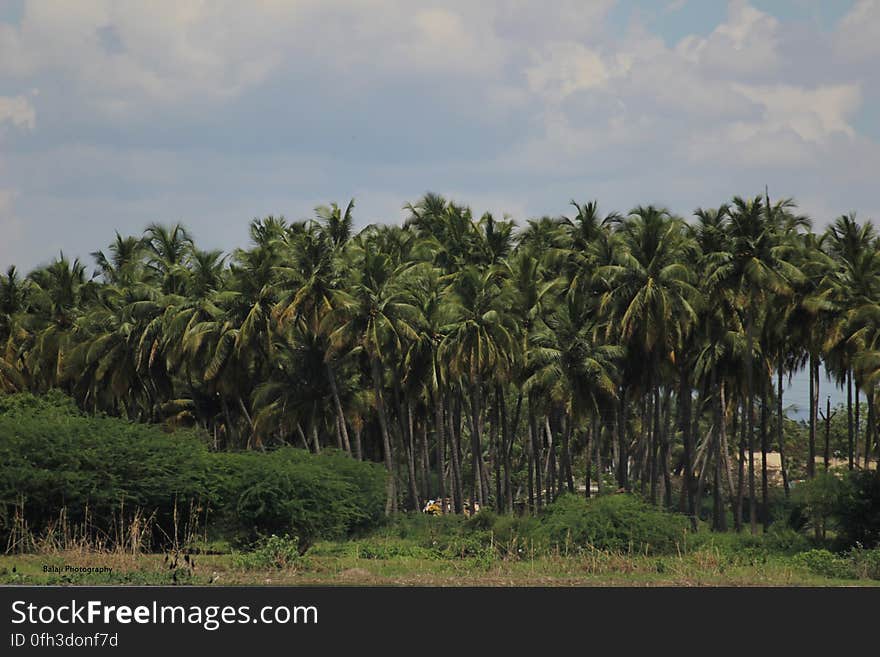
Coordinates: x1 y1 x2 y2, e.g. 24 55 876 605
679 363 696 529
807 353 819 479
865 391 874 470
334 416 343 450
221 397 238 449
561 414 575 494
651 385 661 505
503 389 517 513
237 396 257 449
310 410 321 454
746 307 757 535
761 393 769 532
712 436 724 531
823 396 832 471
420 420 430 502
527 417 536 513
617 385 629 490
777 357 790 497
404 401 420 511
584 422 593 500
468 380 484 509
529 401 543 511
480 458 492 511
545 416 556 503
493 387 503 511
296 422 310 451
449 391 464 514
644 395 651 495
855 382 861 461
719 384 736 519
735 400 745 533
711 370 725 530
326 362 352 455
433 388 447 513
352 422 363 461
595 415 604 497
848 368 854 470
661 387 673 509
370 357 397 515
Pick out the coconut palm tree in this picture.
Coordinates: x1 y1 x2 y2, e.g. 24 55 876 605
600 206 698 505
440 265 516 509
324 237 420 514
704 195 804 533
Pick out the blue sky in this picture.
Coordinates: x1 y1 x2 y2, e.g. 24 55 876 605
1 0 879 276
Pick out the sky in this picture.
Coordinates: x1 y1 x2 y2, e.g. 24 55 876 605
1 0 879 274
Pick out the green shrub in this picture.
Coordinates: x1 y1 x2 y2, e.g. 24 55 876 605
207 448 385 549
848 547 880 580
0 393 211 548
355 541 437 560
378 511 466 542
0 392 386 551
232 534 301 570
791 471 849 540
763 526 811 555
537 493 688 555
791 549 855 580
834 470 880 549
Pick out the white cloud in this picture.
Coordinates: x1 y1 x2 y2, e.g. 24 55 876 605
676 0 780 76
0 95 36 131
835 0 880 60
733 82 861 142
525 43 610 102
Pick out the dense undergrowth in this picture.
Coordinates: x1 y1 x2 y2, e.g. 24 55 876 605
3 391 880 587
0 392 385 552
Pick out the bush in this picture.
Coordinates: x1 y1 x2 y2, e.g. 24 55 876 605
0 392 386 551
0 393 211 548
791 549 855 580
849 547 880 580
834 470 880 549
763 526 811 555
355 541 437 560
791 471 849 540
207 448 386 549
232 534 301 570
537 493 689 555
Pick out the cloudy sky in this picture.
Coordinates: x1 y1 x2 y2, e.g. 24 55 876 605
1 0 878 273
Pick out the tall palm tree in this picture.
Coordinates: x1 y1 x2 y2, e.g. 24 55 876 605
325 239 420 513
440 265 516 509
527 291 621 498
600 206 698 505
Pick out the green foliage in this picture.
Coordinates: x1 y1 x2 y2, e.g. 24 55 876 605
791 470 850 538
849 547 880 580
0 389 80 417
762 526 812 554
791 549 855 580
355 541 437 560
208 448 385 548
0 393 386 550
834 470 880 549
537 493 689 555
0 392 211 547
231 534 301 570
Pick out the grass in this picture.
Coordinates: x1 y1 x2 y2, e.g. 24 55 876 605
2 535 879 587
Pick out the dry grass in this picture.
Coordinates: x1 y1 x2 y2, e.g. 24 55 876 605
2 545 877 587
4 499 207 558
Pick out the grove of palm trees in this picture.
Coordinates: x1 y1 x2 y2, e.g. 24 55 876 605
3 190 880 585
